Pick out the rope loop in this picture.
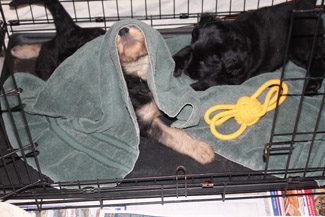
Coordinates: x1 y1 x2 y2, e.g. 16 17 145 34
204 79 288 140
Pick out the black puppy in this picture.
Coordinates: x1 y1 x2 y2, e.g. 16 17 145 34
173 0 325 93
10 0 105 80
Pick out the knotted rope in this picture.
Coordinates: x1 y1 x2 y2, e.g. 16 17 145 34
204 79 288 140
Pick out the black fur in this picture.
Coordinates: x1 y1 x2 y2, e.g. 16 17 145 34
123 73 160 137
124 72 175 137
173 0 325 93
116 25 160 138
10 0 105 80
124 74 153 110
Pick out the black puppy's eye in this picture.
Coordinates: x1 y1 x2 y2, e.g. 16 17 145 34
188 52 193 63
211 54 221 63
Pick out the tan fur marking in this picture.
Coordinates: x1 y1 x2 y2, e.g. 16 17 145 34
122 55 149 80
136 101 160 123
11 43 42 59
116 26 148 63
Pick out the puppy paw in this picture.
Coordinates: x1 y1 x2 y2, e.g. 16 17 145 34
173 68 183 77
11 44 41 59
192 141 215 164
305 80 322 96
190 82 209 91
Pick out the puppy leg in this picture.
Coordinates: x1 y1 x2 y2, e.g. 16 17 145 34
305 56 325 95
173 45 192 77
190 80 217 91
152 117 215 164
11 43 42 59
137 101 215 164
34 42 61 80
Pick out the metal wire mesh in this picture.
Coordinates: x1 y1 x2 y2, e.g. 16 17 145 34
0 0 324 210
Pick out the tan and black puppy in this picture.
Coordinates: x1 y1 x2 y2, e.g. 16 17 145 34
116 26 215 164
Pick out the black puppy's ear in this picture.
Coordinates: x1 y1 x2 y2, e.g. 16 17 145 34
199 13 220 25
173 45 192 77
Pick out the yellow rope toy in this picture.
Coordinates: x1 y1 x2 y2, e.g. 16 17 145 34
204 79 288 140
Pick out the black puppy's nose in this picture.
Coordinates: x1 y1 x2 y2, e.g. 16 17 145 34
118 27 129 36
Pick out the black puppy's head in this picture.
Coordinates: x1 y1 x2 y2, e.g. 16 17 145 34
181 14 250 87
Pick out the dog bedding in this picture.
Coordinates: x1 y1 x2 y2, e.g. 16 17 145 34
1 19 325 184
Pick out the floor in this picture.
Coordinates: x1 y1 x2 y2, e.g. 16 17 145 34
6 195 273 217
4 189 324 216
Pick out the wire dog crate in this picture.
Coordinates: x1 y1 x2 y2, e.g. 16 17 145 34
0 0 325 211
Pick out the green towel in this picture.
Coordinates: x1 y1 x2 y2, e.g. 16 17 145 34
2 20 151 182
185 64 325 178
2 19 324 184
